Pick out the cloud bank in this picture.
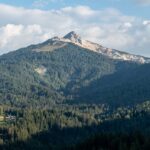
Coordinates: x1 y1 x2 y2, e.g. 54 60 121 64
0 3 150 56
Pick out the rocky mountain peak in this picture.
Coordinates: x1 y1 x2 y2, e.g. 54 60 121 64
32 31 150 64
63 31 82 44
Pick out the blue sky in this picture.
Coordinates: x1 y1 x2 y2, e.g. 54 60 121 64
0 0 150 56
1 0 150 18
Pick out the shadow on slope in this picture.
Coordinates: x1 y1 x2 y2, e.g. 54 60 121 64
1 112 150 150
68 63 150 107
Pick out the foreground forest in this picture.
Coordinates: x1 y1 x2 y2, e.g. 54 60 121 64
0 101 149 149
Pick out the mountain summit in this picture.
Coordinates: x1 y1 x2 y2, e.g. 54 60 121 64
63 31 82 44
32 31 150 63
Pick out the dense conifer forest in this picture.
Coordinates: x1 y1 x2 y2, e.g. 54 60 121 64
0 43 150 149
0 101 149 149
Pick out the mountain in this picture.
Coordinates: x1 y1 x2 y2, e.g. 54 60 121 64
33 31 150 63
0 31 150 150
0 41 116 107
0 31 150 107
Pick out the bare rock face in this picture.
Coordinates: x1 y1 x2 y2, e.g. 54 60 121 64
63 31 82 44
35 66 47 76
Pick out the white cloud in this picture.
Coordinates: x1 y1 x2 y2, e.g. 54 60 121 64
62 6 97 17
0 24 46 54
0 24 23 48
143 20 150 25
0 3 150 57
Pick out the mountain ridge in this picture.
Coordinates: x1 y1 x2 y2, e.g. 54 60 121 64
0 31 150 107
31 31 150 64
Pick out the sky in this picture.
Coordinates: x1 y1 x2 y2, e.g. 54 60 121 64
0 0 150 56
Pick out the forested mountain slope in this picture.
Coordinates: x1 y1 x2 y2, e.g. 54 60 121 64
0 43 117 106
0 32 149 107
0 32 150 150
76 63 150 106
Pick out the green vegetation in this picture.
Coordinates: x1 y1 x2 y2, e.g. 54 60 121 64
72 132 150 150
0 101 149 149
0 43 143 107
0 42 150 149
